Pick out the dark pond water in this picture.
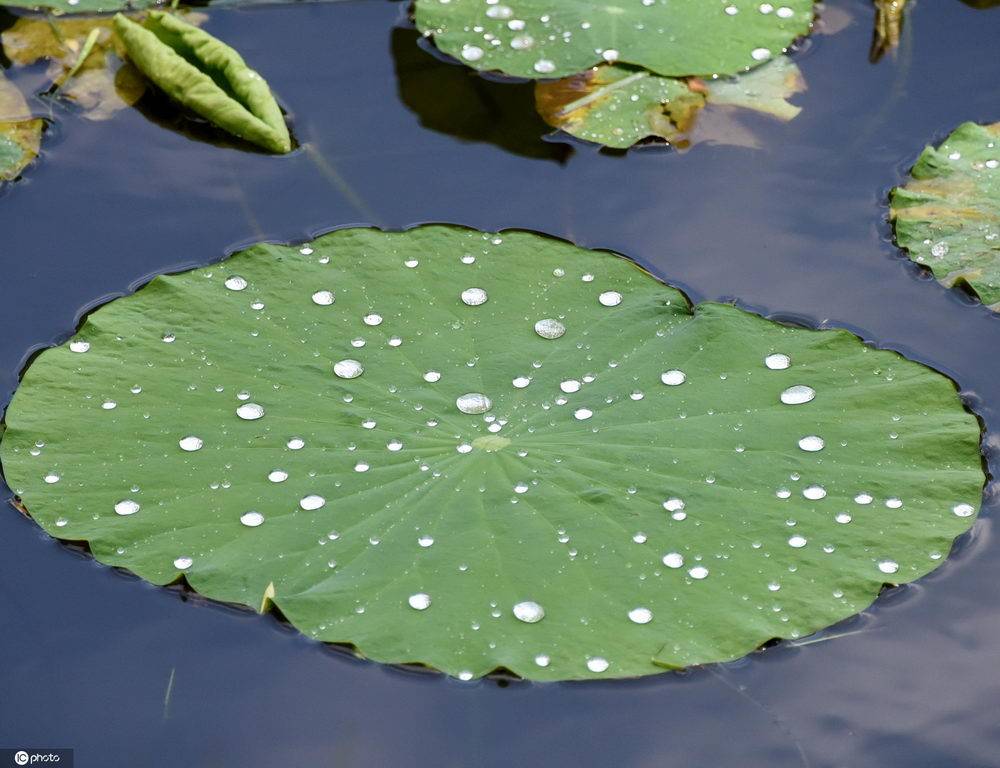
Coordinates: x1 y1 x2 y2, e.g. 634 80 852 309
1 0 1000 765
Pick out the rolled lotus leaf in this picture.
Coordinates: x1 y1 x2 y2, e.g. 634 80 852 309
113 12 291 154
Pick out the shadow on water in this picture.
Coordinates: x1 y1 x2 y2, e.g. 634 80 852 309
392 26 569 162
2 0 1000 766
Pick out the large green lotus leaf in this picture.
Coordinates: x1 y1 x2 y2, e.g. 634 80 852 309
535 57 803 150
891 122 1000 307
414 0 815 79
114 12 291 153
1 226 983 681
0 72 43 183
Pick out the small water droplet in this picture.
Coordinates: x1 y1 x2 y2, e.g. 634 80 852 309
179 436 203 452
573 407 593 420
512 376 532 389
173 556 193 570
287 437 305 450
688 566 709 579
224 275 247 291
299 495 326 511
43 473 60 484
268 470 288 483
424 370 442 383
628 607 652 624
534 654 551 667
877 559 899 574
311 290 335 306
363 313 383 326
788 535 807 548
586 657 609 673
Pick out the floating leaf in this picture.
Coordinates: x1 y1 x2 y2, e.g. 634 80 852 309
1 226 983 681
414 0 815 80
114 12 292 153
0 72 43 183
891 122 1000 307
536 57 804 150
870 0 907 62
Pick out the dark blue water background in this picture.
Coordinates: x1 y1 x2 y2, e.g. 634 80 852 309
1 0 999 764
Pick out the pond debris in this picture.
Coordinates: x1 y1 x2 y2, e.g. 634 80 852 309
870 0 908 62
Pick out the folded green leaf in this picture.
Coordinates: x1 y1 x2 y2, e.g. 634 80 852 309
113 12 291 153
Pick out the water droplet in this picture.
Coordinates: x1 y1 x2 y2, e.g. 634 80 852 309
534 318 566 339
512 600 545 623
586 657 609 673
512 376 531 388
780 385 815 405
299 495 326 511
102 400 117 410
458 670 474 681
835 513 852 524
287 437 305 450
461 287 489 306
885 497 902 509
69 340 90 353
560 379 582 393
514 482 529 494
877 559 899 574
931 241 949 258
224 275 247 291
751 47 771 61
363 313 383 326
662 497 685 513
179 436 203 452
953 503 975 518
43 473 60 484
573 407 593 420
240 511 265 527
424 371 442 383
456 443 473 454
387 439 404 452
776 487 791 499
660 370 686 386
803 485 826 500
854 493 873 505
311 290 335 306
268 470 288 483
409 593 431 610
236 403 265 420
456 392 492 414
598 290 622 307
334 359 364 379
533 59 556 73
115 499 140 516
688 566 709 579
534 654 550 667
628 607 652 624
173 556 193 570
632 532 647 544
461 44 484 61
798 435 825 452
788 535 807 548
764 353 790 370
662 552 684 568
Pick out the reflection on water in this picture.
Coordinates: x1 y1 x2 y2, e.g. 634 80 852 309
1 0 1000 766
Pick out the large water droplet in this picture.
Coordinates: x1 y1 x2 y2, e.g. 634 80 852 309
409 593 431 610
688 566 709 579
877 559 899 574
628 607 653 624
311 290 335 306
662 552 684 568
240 511 265 527
780 385 815 405
69 340 90 353
173 556 193 570
299 495 326 511
586 657 609 673
788 535 807 548
268 470 288 483
334 359 364 379
363 313 383 326
952 502 975 518
224 275 247 291
598 291 622 307
573 408 593 420
461 287 489 306
456 392 492 414
660 370 686 386
534 318 566 339
236 403 265 420
798 435 825 452
560 379 582 393
765 353 790 369
512 600 545 623
179 436 203 452
115 499 140 516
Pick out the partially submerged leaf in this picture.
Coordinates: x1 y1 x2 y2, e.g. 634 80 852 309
1 16 147 121
0 73 43 183
1 226 983 681
535 65 704 149
536 57 804 150
891 122 1000 307
114 12 292 153
415 0 815 80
